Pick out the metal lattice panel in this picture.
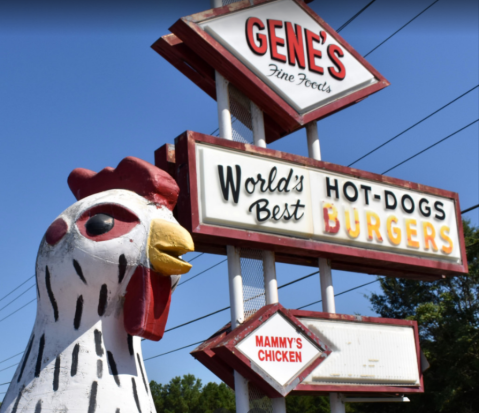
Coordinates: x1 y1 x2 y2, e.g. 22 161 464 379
249 383 273 413
229 83 253 144
240 249 266 319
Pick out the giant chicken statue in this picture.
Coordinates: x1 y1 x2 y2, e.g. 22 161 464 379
0 157 194 413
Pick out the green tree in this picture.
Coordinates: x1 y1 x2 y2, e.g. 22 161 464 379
354 220 479 413
197 382 236 413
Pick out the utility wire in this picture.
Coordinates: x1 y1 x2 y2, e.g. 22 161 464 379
0 382 11 386
178 259 227 286
297 279 380 310
187 252 205 263
0 285 35 313
337 0 376 33
0 363 18 373
382 119 478 174
144 340 206 362
0 298 36 324
364 0 440 57
0 276 34 303
0 352 23 366
348 85 479 167
462 204 479 215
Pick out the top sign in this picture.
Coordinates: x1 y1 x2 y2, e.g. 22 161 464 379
168 0 389 135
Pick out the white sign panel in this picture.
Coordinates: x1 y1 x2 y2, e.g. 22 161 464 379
196 143 462 264
199 0 377 114
299 318 420 386
236 312 323 386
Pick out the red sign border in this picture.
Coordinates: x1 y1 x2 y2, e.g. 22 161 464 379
191 304 425 396
168 0 390 138
162 131 468 281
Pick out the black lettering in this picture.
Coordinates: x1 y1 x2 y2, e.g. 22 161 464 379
343 181 358 202
277 169 293 192
249 199 271 222
419 198 431 217
401 194 415 214
326 177 339 199
218 165 241 204
361 185 372 205
291 200 305 220
245 177 257 194
272 205 285 221
385 190 397 210
434 201 445 220
282 204 293 221
257 174 268 192
267 167 278 192
268 63 280 77
298 73 307 85
293 175 304 192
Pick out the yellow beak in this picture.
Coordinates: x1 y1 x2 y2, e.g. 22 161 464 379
148 219 194 276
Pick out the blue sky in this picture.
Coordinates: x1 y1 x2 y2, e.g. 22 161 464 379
0 0 478 393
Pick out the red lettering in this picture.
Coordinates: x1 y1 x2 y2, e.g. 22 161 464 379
282 351 289 362
271 337 279 348
258 350 265 361
287 338 294 348
327 44 346 80
264 336 271 347
267 19 287 63
290 351 296 362
265 350 272 361
246 17 268 56
305 29 323 75
296 351 302 363
285 22 305 68
275 350 282 361
296 338 302 349
279 337 287 348
255 335 264 347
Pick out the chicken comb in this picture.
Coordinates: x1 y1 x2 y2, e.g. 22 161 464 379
68 156 179 210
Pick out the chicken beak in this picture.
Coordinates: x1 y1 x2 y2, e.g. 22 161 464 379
148 219 194 276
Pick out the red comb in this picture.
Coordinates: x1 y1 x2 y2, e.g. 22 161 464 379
67 157 179 211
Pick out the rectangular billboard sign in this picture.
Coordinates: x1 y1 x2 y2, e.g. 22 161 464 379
191 304 424 396
164 131 467 280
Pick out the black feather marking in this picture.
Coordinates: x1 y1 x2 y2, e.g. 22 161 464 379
98 284 108 316
35 270 40 298
127 334 134 356
136 353 148 394
94 330 104 357
118 254 127 284
11 385 25 413
97 360 103 379
115 409 120 413
132 378 141 413
88 381 98 413
45 266 59 321
17 334 34 382
107 351 120 387
34 400 42 413
35 334 45 377
73 295 83 330
71 343 80 376
73 259 87 284
53 356 60 391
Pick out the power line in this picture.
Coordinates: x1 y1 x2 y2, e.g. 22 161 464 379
0 276 35 303
337 0 376 33
297 279 380 310
144 340 206 362
0 298 36 324
0 352 23 366
348 85 479 167
462 204 479 215
0 284 35 313
0 382 11 387
0 363 17 373
178 259 227 286
364 0 440 57
382 119 478 174
187 252 205 263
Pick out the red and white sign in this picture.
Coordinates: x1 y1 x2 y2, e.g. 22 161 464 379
191 304 424 397
157 131 468 280
166 0 389 137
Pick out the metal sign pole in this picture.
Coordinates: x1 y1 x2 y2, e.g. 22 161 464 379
306 122 346 413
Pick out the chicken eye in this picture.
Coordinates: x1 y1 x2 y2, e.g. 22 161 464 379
85 214 114 236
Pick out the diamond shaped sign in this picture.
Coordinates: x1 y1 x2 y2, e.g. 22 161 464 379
209 304 331 397
167 0 389 138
